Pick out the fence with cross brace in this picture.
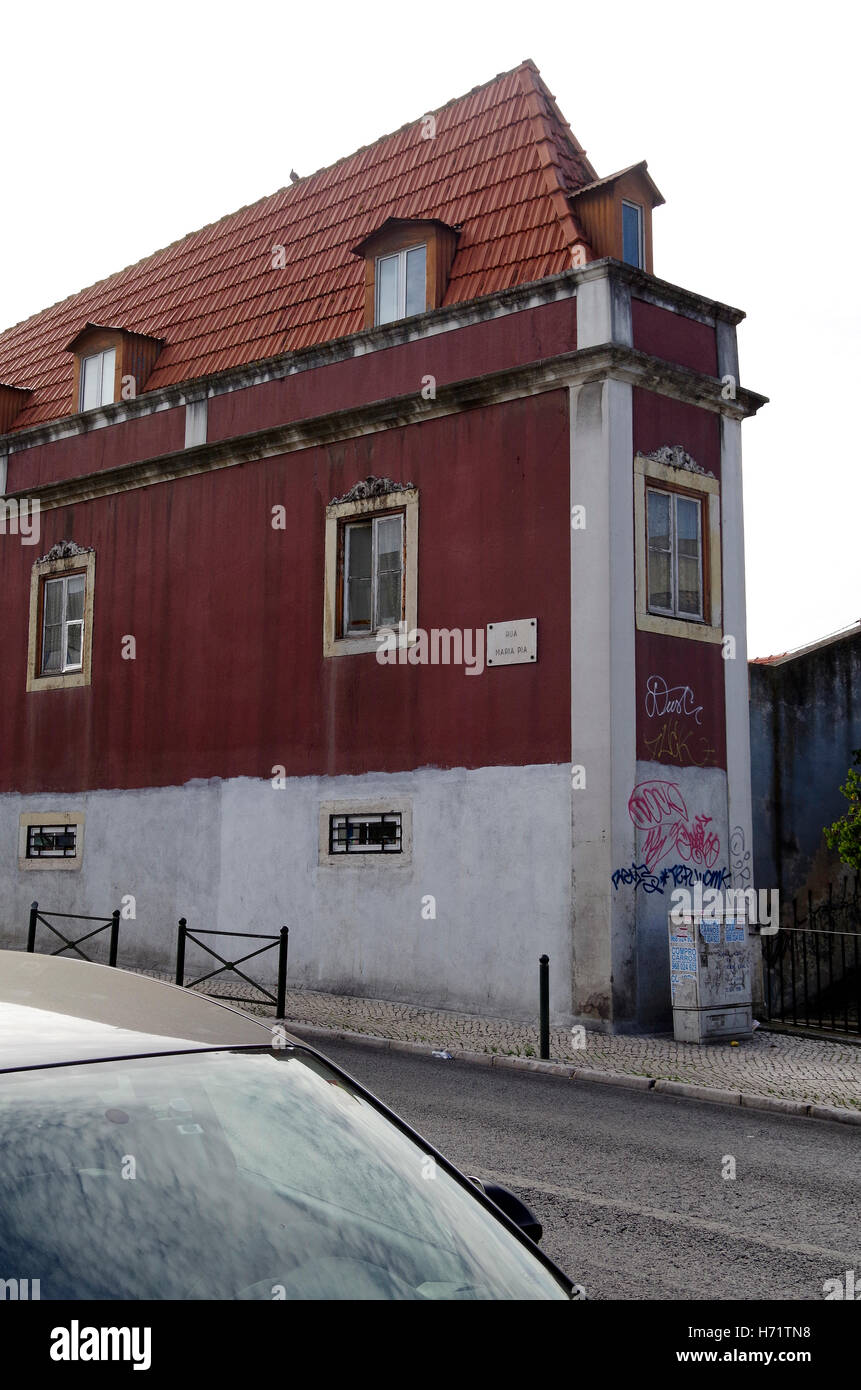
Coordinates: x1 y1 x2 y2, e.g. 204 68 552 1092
174 918 289 1018
27 900 122 966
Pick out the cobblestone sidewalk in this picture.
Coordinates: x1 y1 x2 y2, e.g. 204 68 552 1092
162 973 861 1113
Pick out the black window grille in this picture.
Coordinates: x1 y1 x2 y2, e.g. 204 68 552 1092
27 825 78 858
329 812 402 855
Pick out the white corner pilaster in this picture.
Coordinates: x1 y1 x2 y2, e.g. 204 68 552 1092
570 375 636 1027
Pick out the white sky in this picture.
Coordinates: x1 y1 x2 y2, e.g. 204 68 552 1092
2 0 857 659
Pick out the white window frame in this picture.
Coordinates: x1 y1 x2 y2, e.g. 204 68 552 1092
323 488 418 657
27 550 96 691
622 200 645 270
646 486 704 621
18 811 85 872
41 573 86 673
343 511 404 636
634 454 722 644
79 347 116 411
374 243 427 325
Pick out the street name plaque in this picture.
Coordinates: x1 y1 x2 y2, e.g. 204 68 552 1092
486 619 537 667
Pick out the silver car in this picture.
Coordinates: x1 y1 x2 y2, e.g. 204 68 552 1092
0 952 576 1300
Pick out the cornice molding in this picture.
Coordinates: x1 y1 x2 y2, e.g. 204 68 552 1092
7 345 767 513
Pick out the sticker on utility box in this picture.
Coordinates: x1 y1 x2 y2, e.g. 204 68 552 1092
670 945 697 975
486 619 537 666
698 919 721 945
725 919 746 942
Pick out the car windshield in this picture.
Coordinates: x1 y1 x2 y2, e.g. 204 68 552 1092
0 1047 568 1300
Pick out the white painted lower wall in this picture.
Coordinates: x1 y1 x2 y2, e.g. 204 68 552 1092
0 763 575 1024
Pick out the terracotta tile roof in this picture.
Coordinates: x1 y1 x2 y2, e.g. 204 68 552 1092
0 60 598 432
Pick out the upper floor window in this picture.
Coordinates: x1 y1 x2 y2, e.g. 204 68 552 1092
323 478 418 658
342 511 404 634
622 201 644 269
41 572 86 672
79 347 116 411
634 449 722 645
27 543 96 691
646 487 702 620
375 245 427 325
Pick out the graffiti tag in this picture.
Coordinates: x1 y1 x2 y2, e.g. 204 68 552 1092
643 718 717 768
644 674 703 725
729 824 752 890
627 780 721 873
611 862 731 893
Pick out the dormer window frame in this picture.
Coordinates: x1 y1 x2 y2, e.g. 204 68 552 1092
65 323 163 420
78 345 117 412
351 218 459 332
374 242 428 326
621 200 645 271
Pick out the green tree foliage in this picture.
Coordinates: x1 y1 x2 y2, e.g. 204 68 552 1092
824 749 861 870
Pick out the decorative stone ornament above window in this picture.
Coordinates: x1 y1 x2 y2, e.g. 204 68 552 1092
570 162 664 273
644 445 715 479
65 323 163 415
351 218 460 329
329 476 416 506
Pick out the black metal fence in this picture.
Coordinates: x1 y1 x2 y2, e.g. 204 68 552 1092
762 877 861 1036
26 900 122 966
175 919 289 1017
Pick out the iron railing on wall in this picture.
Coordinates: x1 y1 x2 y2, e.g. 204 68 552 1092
26 900 122 966
762 877 861 1036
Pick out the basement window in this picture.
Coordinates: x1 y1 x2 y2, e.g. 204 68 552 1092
26 824 78 859
79 348 117 411
329 812 403 855
622 201 644 269
18 812 85 871
375 245 427 325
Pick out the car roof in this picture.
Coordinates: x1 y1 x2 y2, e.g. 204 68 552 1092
0 951 285 1070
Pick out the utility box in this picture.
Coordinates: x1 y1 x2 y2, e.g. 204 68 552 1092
668 910 753 1044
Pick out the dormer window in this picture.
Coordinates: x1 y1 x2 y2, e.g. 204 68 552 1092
65 323 163 418
375 244 427 325
622 201 645 270
79 347 117 411
571 163 663 275
352 218 458 331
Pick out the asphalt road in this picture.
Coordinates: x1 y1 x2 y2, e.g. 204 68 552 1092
311 1037 861 1301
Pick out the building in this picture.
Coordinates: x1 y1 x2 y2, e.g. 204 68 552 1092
0 61 766 1031
750 622 861 909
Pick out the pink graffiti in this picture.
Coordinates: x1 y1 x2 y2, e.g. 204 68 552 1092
627 781 721 873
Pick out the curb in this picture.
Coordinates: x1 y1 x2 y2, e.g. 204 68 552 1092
285 1020 861 1127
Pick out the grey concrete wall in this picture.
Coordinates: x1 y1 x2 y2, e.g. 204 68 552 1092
0 763 575 1024
749 629 861 906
